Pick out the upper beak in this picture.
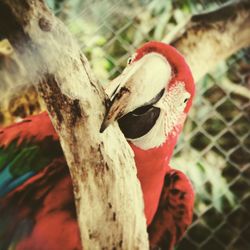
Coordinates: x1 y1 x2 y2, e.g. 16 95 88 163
100 62 144 133
100 85 131 133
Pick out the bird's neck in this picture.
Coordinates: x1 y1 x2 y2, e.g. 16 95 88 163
129 124 182 173
129 130 180 224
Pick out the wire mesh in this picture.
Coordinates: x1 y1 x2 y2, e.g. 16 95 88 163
173 51 250 250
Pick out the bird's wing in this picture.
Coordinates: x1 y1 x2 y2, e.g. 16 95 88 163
148 168 195 250
0 112 61 197
0 112 81 250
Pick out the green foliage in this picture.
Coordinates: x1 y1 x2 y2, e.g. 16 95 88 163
45 0 66 13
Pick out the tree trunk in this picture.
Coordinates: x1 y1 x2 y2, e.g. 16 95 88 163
167 0 250 81
0 0 149 249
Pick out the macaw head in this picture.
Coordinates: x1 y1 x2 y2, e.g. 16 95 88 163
100 41 195 150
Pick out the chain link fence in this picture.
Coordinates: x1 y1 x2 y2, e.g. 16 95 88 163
173 50 250 250
1 0 249 249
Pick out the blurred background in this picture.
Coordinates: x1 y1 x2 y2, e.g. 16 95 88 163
0 0 249 249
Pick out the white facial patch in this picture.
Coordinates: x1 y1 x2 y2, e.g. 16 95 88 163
129 82 190 150
105 53 172 113
126 53 172 112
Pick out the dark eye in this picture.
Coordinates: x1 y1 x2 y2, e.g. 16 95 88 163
118 106 160 139
127 57 132 65
184 98 189 103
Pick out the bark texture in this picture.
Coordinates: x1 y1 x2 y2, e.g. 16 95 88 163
169 0 250 81
0 0 149 249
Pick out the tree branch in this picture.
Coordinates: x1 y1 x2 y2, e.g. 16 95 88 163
0 0 148 249
168 0 250 82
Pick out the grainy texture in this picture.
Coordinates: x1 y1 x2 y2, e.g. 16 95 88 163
0 0 149 249
1 0 250 249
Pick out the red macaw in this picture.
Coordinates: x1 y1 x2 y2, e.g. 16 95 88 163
0 41 195 250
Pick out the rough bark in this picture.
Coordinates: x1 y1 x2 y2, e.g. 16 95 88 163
169 0 250 81
0 0 149 249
